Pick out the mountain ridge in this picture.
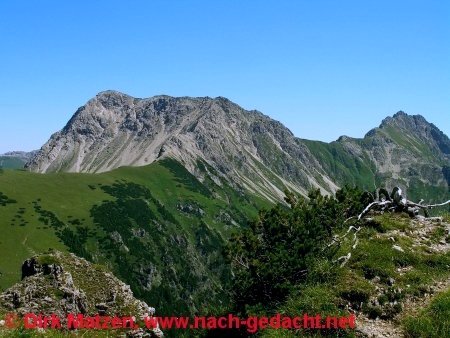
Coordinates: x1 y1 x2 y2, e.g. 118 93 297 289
25 91 450 202
26 91 333 202
0 151 37 169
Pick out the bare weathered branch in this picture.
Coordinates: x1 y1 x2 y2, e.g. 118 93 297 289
358 200 392 220
408 200 450 209
335 253 351 267
329 186 449 268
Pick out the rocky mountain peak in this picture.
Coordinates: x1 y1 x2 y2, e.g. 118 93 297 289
93 90 135 108
379 112 450 155
393 110 407 117
26 91 335 201
381 111 417 127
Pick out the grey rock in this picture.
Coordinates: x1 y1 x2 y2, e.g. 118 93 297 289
392 245 404 252
0 251 162 336
25 91 339 202
25 92 450 203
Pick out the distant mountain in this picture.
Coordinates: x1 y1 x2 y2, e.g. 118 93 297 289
304 111 450 201
26 91 450 201
0 150 37 169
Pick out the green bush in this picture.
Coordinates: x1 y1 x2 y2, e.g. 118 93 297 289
227 187 369 315
0 191 17 206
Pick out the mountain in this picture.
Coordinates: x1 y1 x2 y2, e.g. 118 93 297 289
25 91 337 203
304 111 450 201
25 91 449 202
2 92 449 337
0 151 37 169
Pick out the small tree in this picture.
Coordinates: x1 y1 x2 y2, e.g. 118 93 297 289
227 188 363 314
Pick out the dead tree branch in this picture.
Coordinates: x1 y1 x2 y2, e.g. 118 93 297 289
330 187 450 267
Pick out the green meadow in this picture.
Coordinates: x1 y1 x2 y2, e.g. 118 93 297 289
0 159 267 315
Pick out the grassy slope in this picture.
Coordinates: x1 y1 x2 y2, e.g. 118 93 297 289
0 159 268 316
302 139 376 189
0 169 116 288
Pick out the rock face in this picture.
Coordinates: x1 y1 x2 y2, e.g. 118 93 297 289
25 91 336 202
25 91 450 201
0 251 162 337
368 112 450 180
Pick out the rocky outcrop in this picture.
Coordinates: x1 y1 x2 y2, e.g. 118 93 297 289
0 251 163 337
2 255 87 317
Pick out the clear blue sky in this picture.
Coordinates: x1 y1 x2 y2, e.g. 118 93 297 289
0 0 449 153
